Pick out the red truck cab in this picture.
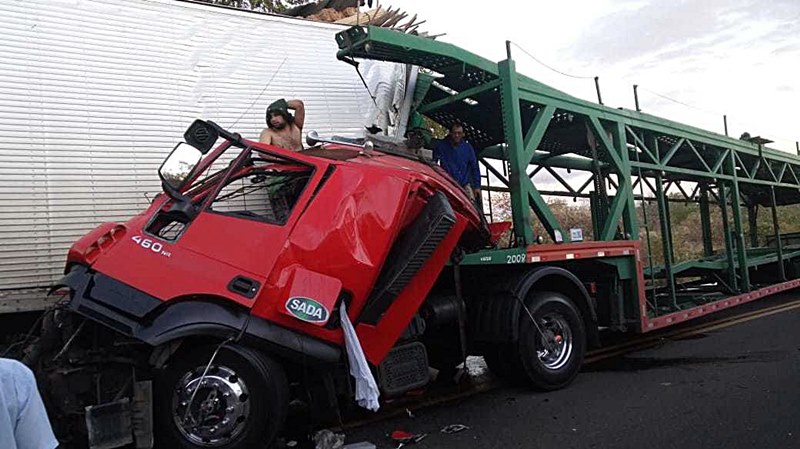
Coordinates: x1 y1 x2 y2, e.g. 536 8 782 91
50 120 487 448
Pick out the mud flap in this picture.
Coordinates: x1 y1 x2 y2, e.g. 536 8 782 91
85 398 132 449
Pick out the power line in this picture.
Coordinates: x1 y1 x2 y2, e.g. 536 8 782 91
509 41 594 80
638 85 722 116
229 55 288 128
638 86 798 145
508 41 798 147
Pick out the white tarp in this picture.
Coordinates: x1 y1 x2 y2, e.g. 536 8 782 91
340 303 380 412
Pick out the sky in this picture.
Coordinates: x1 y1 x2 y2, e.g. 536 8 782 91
396 0 800 154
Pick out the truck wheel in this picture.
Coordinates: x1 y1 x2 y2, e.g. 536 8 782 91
155 344 288 449
483 345 517 379
514 292 586 390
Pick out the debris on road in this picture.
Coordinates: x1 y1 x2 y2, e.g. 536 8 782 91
440 424 469 434
390 429 428 446
314 429 346 449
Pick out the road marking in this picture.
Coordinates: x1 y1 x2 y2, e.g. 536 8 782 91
584 298 800 363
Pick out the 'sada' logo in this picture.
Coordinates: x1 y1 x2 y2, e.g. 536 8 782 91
285 297 329 324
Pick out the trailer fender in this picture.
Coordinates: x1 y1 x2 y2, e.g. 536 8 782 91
471 266 599 347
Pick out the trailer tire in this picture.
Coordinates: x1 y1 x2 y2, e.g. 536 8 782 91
514 292 586 391
154 343 288 449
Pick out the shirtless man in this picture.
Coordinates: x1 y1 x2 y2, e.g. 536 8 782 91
259 98 305 151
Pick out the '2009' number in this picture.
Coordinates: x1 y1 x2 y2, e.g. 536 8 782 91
506 253 526 264
131 235 171 257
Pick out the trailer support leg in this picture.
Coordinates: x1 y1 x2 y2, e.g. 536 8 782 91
699 183 714 257
747 205 758 248
770 187 786 281
655 172 677 310
728 154 750 291
718 181 739 292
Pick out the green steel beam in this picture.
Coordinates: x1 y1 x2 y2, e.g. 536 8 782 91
661 138 686 166
770 187 786 281
718 181 739 292
616 121 640 241
499 57 566 244
699 183 714 257
498 57 534 245
530 152 599 171
631 161 800 189
788 165 800 185
588 117 625 172
417 79 502 114
777 162 788 182
712 149 730 174
748 206 758 248
751 158 762 180
599 122 638 241
543 166 577 194
626 126 657 163
734 152 753 180
763 158 777 182
523 105 555 161
686 140 712 172
336 26 500 77
728 152 750 291
479 159 510 187
529 186 567 242
655 171 677 309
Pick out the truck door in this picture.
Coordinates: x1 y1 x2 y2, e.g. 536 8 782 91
175 153 326 302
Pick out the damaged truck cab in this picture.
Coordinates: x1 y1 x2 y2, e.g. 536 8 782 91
22 22 800 449
41 120 492 448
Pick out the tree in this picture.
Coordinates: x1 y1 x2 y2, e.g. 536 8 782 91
196 0 314 14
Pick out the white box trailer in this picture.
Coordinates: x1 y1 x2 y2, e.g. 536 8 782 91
0 0 414 313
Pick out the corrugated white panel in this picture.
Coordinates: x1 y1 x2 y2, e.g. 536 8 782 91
0 0 400 297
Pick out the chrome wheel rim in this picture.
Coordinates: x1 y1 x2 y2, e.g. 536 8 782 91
172 365 251 447
535 313 573 370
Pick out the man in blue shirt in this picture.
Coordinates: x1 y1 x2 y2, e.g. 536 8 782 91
433 123 481 200
0 358 59 449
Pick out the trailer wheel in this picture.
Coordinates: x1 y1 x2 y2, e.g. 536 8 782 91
514 292 586 390
155 344 288 449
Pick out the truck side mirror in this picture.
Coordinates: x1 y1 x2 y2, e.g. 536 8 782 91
159 143 202 191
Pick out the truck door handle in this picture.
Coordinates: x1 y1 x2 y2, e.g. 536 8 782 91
227 276 260 299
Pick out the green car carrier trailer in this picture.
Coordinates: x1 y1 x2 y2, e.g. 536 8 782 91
336 25 800 356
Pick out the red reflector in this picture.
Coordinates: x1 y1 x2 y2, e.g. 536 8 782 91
110 225 126 239
97 235 111 249
84 244 100 262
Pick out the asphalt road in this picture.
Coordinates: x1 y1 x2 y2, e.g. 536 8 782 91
341 296 800 449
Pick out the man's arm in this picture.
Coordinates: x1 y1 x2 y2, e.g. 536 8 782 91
287 99 305 130
259 128 272 144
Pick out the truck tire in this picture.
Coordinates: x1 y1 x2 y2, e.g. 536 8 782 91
154 344 289 449
483 344 517 380
513 291 586 390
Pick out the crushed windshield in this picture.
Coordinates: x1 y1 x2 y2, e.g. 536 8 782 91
205 150 313 225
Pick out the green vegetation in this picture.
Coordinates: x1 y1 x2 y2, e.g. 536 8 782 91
486 192 800 266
